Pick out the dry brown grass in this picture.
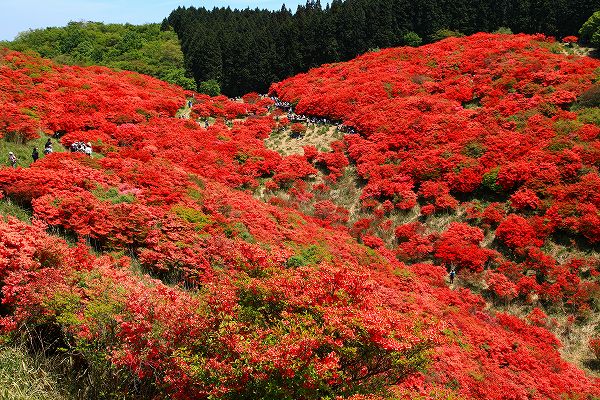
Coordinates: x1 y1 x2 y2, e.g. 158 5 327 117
0 345 66 400
265 124 343 156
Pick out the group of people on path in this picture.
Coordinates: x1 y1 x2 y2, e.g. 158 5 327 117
70 141 93 156
7 138 53 167
269 96 358 134
7 138 92 168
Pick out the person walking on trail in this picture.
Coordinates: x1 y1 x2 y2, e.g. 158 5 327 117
449 267 456 284
44 138 53 155
8 152 17 168
32 147 39 162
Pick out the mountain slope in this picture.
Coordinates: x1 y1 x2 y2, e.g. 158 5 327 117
271 33 600 307
0 40 598 399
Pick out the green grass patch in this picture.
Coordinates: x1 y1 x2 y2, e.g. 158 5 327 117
172 205 212 230
577 107 600 126
286 243 332 268
462 141 487 158
0 198 32 222
91 186 136 204
0 345 65 400
0 135 67 169
224 221 255 242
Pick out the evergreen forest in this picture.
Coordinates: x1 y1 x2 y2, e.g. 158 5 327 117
167 0 599 96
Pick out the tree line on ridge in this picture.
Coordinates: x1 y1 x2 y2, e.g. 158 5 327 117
166 0 599 96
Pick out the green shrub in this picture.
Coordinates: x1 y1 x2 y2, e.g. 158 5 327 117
160 68 196 90
553 119 582 136
580 11 600 47
224 222 255 242
172 205 212 230
462 141 487 158
198 79 221 96
577 107 600 126
286 244 332 268
494 27 513 34
7 22 190 88
403 32 422 47
482 167 501 192
429 29 464 42
572 84 600 109
286 255 306 268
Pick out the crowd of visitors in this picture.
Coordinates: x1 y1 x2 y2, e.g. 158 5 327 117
270 96 357 134
6 138 93 167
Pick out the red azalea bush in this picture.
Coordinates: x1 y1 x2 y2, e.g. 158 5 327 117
527 307 549 327
509 188 541 211
434 222 494 271
2 215 598 399
313 200 349 226
290 122 307 135
496 214 543 249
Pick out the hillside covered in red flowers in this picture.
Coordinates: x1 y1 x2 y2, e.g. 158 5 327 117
0 33 599 399
271 33 600 319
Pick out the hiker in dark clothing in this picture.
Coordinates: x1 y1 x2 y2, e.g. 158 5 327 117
44 138 53 155
8 152 16 168
32 147 39 162
449 267 456 284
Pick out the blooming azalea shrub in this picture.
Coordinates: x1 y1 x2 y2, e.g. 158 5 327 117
527 307 549 327
485 270 517 301
434 223 495 272
313 200 349 226
0 218 443 399
362 234 385 249
509 188 541 211
2 215 599 399
307 141 349 182
495 214 544 250
290 122 307 135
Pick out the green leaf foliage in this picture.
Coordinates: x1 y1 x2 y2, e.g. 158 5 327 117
580 11 600 47
197 79 221 96
5 21 196 90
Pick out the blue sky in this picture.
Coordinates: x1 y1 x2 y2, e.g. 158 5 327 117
0 1 315 41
